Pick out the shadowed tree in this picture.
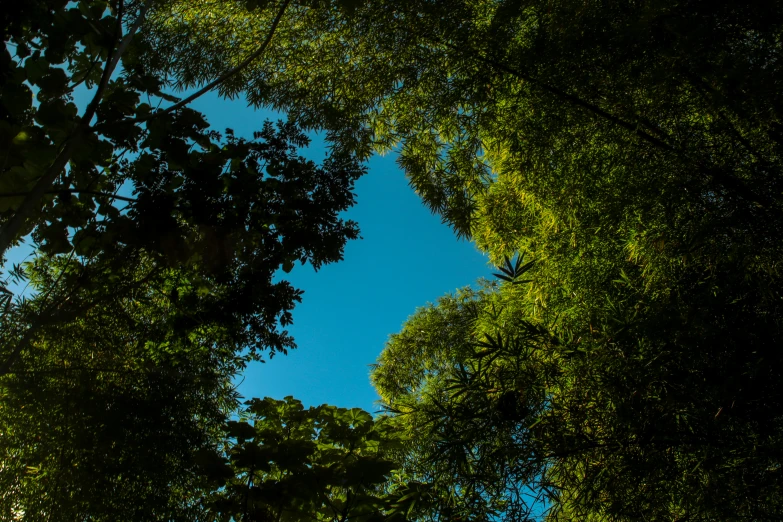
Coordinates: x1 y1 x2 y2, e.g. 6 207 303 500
1 0 364 517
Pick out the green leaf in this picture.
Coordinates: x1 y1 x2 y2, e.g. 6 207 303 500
336 0 362 16
16 43 31 58
155 91 181 103
226 421 256 442
72 230 97 257
12 130 31 144
24 56 50 83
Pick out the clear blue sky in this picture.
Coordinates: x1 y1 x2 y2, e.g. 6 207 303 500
4 86 491 413
188 94 490 413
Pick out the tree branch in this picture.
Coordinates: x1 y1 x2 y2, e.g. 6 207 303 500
432 39 677 154
82 3 148 127
0 262 160 376
430 37 775 210
0 6 148 259
117 0 292 127
0 189 137 203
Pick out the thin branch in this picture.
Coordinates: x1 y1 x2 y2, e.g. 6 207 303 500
431 39 677 154
67 55 102 91
5 367 147 375
36 248 78 321
0 327 41 377
116 0 292 127
0 263 160 376
0 189 137 203
0 138 83 259
428 36 775 210
689 76 770 165
0 6 148 259
81 3 148 127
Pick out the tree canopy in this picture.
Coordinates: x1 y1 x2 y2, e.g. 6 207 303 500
1 0 365 518
3 0 783 520
372 262 783 520
205 396 404 522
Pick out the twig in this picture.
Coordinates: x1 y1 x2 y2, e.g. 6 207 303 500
115 0 292 127
0 189 137 203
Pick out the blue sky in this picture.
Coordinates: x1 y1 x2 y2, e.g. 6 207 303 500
188 94 490 412
3 85 490 413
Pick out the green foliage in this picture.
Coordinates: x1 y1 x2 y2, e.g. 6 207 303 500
6 0 783 519
144 0 783 247
0 273 237 520
373 259 783 520
140 1 783 518
203 397 404 522
1 0 365 518
373 284 553 521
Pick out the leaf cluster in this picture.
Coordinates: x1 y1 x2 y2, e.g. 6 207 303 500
203 397 404 522
1 1 366 518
